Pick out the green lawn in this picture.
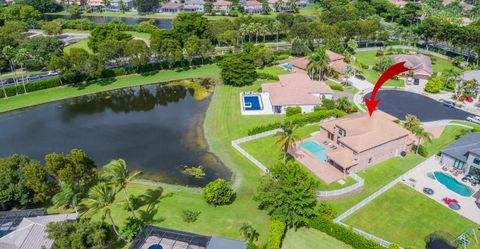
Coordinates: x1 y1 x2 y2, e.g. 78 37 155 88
354 51 404 87
299 4 322 18
343 183 479 249
64 39 92 54
0 65 221 113
432 56 456 74
282 227 352 249
327 154 425 214
257 65 290 76
423 125 471 156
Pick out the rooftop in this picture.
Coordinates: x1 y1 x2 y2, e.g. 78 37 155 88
462 69 480 83
441 132 480 162
389 54 433 77
161 2 183 8
288 50 347 74
245 0 262 6
213 0 231 6
261 73 332 106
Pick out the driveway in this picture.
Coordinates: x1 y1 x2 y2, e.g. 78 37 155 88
348 76 373 91
365 90 471 122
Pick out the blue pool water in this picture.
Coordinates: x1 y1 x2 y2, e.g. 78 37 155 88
243 95 262 111
299 141 328 162
281 63 293 71
434 171 474 197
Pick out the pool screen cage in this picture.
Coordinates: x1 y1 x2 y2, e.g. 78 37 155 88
0 208 46 236
130 225 211 249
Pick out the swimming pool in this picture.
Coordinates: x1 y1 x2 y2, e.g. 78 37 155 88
299 141 328 162
243 95 263 111
280 63 293 71
433 171 474 197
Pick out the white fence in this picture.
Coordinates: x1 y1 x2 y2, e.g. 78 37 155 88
317 173 364 197
338 222 394 248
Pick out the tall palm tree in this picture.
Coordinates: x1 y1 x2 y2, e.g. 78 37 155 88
240 223 259 244
270 21 283 50
52 182 79 214
14 48 29 94
307 47 329 80
103 159 142 219
84 183 123 238
403 114 421 132
274 122 300 162
239 24 248 46
260 24 269 43
413 127 433 154
2 46 19 96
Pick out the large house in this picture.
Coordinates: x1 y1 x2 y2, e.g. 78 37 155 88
183 0 205 12
212 0 232 14
261 73 333 114
390 54 433 80
318 111 412 173
244 0 263 13
0 213 77 249
440 132 480 176
288 50 348 78
160 2 183 13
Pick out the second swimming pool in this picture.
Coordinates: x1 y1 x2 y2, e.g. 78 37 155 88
299 141 328 162
433 171 474 197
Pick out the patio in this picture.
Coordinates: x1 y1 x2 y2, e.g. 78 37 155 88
401 156 480 224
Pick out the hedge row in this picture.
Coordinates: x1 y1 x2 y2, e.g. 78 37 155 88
285 106 301 117
247 109 346 135
266 219 286 249
257 72 279 81
0 78 62 98
309 216 384 249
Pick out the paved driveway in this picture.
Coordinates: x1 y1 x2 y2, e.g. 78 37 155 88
365 90 471 122
347 76 373 91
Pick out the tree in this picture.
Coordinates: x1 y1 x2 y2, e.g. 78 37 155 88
346 38 358 54
252 44 274 68
46 219 109 249
424 77 444 93
203 178 236 206
413 127 433 154
172 13 208 43
14 48 30 94
102 159 142 219
274 122 300 162
343 64 355 79
41 21 63 36
52 182 79 213
134 0 160 13
152 38 183 68
97 40 127 66
254 161 318 228
403 114 421 132
84 183 122 237
49 48 105 83
240 223 259 244
121 217 145 241
0 5 41 24
376 56 394 72
218 53 257 86
19 36 64 69
270 21 283 50
184 35 201 65
88 25 132 53
2 45 20 96
262 0 271 14
125 39 151 72
16 0 62 13
67 3 82 19
335 97 355 113
307 47 329 80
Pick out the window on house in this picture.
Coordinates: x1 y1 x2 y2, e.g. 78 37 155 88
368 158 372 163
338 129 346 136
474 158 480 165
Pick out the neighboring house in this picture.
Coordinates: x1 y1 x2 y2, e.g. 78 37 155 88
288 50 348 78
390 54 433 80
212 0 232 14
183 0 205 12
244 0 263 13
318 111 412 173
440 132 480 176
462 69 480 86
73 0 104 10
261 73 333 114
160 2 183 13
108 0 134 11
130 225 246 249
460 17 473 26
388 0 406 8
0 213 78 249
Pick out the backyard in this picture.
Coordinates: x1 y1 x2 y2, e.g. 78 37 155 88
343 183 479 249
423 125 472 156
282 227 352 249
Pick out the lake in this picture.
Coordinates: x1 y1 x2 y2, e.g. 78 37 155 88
44 14 173 29
0 83 230 186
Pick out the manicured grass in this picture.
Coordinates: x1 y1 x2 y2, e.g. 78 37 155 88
354 51 404 87
282 227 353 249
432 56 456 74
299 4 322 18
423 125 471 156
0 65 221 113
343 183 479 249
64 39 93 54
257 65 289 76
327 154 425 214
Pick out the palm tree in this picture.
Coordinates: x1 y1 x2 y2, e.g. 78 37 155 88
403 114 421 132
343 64 355 80
413 127 433 154
307 47 329 80
274 122 300 162
84 183 123 238
14 48 29 94
270 21 283 50
259 24 269 43
103 159 142 219
2 46 19 96
239 24 248 46
240 223 259 244
52 182 79 214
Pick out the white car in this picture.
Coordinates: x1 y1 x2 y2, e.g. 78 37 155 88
466 116 480 124
406 77 413 85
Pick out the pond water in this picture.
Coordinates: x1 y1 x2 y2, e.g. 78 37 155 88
0 84 230 186
44 14 173 29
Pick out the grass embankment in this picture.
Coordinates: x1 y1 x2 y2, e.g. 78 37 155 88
343 183 479 249
423 125 471 156
64 39 93 54
0 65 220 113
282 227 352 249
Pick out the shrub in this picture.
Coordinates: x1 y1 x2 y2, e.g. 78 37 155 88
424 77 444 93
412 144 428 157
360 63 369 69
375 50 384 57
203 178 236 206
328 83 344 91
313 106 326 112
266 219 286 249
286 106 301 117
309 216 383 249
182 209 201 223
316 201 337 220
229 10 239 16
446 80 456 90
322 98 336 110
274 54 289 61
121 217 145 241
388 243 401 249
257 72 279 80
0 77 62 98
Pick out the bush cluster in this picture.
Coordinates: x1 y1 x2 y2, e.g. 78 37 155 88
309 216 384 249
182 209 201 223
257 72 279 81
0 78 62 98
266 219 286 249
121 217 145 242
329 83 344 91
203 178 236 206
285 106 301 117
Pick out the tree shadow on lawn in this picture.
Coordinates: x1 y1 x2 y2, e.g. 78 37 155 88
134 187 173 224
74 77 118 90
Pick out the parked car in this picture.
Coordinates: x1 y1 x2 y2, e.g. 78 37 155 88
406 77 413 85
464 96 474 102
466 116 480 124
355 74 366 81
414 78 420 85
476 196 480 209
443 100 456 108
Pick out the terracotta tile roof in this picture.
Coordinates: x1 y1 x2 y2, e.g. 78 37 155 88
320 111 410 152
327 149 358 169
213 0 231 6
326 50 344 61
161 2 183 8
262 73 333 106
288 50 346 74
245 0 262 6
390 54 433 78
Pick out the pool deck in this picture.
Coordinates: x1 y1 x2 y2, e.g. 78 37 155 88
402 156 480 224
290 132 345 184
240 92 274 115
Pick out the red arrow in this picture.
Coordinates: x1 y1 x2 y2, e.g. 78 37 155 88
364 62 412 117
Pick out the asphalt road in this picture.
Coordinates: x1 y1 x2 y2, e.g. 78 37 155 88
365 90 471 122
